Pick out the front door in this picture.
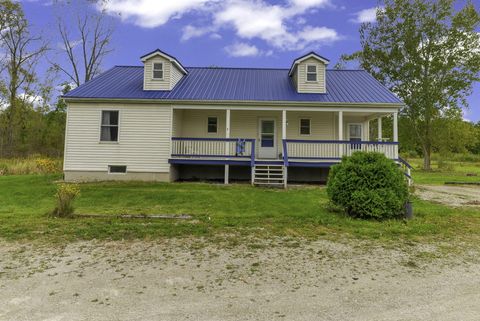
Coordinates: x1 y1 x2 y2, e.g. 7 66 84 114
348 123 363 150
258 119 276 159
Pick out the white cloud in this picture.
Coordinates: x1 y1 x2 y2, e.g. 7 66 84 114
18 93 46 109
351 7 382 24
296 26 340 44
0 100 7 111
215 1 293 48
100 0 217 28
209 33 222 40
225 42 260 57
224 42 273 57
214 0 340 50
286 0 332 14
99 0 342 52
56 39 82 50
181 25 212 42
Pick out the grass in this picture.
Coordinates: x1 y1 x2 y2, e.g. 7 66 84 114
0 157 62 175
0 174 479 245
405 157 480 185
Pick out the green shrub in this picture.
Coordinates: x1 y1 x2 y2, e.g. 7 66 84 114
327 152 409 220
52 184 80 218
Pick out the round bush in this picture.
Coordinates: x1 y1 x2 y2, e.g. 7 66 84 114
326 152 409 219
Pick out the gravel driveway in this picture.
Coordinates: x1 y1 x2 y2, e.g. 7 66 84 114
416 184 480 207
1 238 479 321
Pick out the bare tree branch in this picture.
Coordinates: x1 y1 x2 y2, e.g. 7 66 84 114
0 0 48 152
55 2 114 87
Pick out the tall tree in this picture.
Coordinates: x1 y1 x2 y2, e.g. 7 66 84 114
53 1 114 87
0 0 48 155
339 0 480 169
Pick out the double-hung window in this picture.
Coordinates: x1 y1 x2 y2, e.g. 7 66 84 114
306 65 317 82
100 110 119 142
153 63 163 79
207 117 218 134
300 118 311 135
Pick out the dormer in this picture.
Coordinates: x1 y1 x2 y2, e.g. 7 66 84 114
141 49 188 91
289 52 329 94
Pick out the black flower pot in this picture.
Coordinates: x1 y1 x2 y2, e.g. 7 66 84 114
404 201 413 220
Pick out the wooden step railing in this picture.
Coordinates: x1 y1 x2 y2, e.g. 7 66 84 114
398 156 413 186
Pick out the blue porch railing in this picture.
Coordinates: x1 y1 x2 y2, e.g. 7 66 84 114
171 137 255 167
171 137 399 168
283 139 399 162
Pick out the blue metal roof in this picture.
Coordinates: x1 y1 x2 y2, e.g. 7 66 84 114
64 66 403 104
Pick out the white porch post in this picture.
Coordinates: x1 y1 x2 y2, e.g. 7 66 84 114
393 112 398 142
282 110 287 189
363 120 370 141
225 109 231 185
377 117 383 141
338 111 343 157
393 112 398 159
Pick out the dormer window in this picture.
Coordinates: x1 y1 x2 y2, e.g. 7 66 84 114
153 63 163 79
306 65 317 82
141 49 188 91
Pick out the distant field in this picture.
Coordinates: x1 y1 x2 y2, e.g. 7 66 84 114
405 157 480 185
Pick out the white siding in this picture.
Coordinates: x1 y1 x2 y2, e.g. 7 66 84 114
180 109 227 138
143 56 184 91
143 56 171 91
64 103 172 173
172 109 183 136
175 110 337 140
170 64 184 89
174 109 337 156
286 111 335 139
296 57 326 93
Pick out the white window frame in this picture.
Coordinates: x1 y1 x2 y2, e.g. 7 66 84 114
299 118 311 136
348 123 363 141
306 64 317 82
108 165 127 175
207 116 218 134
99 110 120 143
152 62 164 80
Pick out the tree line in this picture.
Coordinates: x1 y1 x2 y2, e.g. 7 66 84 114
338 0 480 169
0 0 112 157
0 0 479 170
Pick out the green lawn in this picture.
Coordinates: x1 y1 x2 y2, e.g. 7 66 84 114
406 158 480 185
1 174 479 245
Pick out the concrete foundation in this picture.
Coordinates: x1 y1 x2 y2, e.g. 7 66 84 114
64 171 171 182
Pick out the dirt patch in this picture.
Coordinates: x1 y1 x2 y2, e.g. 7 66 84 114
416 184 480 207
0 238 479 321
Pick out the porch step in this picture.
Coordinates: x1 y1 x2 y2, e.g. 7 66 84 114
253 165 286 188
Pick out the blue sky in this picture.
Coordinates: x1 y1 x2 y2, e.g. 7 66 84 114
22 0 479 121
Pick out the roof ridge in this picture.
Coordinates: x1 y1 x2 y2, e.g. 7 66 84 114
113 65 366 72
186 66 289 70
326 69 366 71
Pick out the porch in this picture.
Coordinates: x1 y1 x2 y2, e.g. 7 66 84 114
168 107 403 186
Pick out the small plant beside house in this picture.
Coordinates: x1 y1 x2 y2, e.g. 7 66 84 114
52 183 81 218
327 152 409 220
